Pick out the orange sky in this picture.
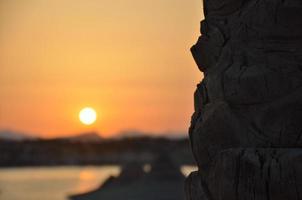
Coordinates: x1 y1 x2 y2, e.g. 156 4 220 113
0 0 204 138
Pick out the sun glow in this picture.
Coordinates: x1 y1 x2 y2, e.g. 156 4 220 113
79 107 97 125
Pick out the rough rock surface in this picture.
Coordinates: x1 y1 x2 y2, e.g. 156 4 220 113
186 0 302 199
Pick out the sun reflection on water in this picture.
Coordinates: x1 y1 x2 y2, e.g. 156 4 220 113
73 166 120 194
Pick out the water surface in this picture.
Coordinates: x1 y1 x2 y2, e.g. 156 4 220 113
0 166 120 200
0 165 196 200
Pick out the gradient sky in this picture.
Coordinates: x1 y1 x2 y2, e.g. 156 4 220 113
0 0 204 138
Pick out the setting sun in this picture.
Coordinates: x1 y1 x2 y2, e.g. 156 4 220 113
0 0 202 137
79 107 97 125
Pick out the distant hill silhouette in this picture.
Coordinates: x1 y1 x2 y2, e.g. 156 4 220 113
0 130 37 141
59 132 103 142
0 129 186 141
0 130 103 142
115 130 186 139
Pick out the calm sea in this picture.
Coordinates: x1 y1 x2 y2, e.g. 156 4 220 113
0 166 196 200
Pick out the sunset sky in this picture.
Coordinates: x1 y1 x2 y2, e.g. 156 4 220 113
0 0 204 138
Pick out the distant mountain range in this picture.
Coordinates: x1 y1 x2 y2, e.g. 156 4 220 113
0 130 37 141
0 129 186 142
115 130 187 139
0 130 103 142
58 132 103 142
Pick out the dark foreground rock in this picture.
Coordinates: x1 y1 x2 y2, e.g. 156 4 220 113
186 0 302 200
70 155 185 200
187 149 302 200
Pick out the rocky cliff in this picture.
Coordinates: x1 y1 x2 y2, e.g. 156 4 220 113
185 0 302 199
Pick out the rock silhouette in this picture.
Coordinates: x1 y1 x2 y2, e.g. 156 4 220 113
186 0 302 199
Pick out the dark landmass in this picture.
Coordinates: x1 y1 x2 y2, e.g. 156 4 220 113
0 136 194 167
69 154 186 200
